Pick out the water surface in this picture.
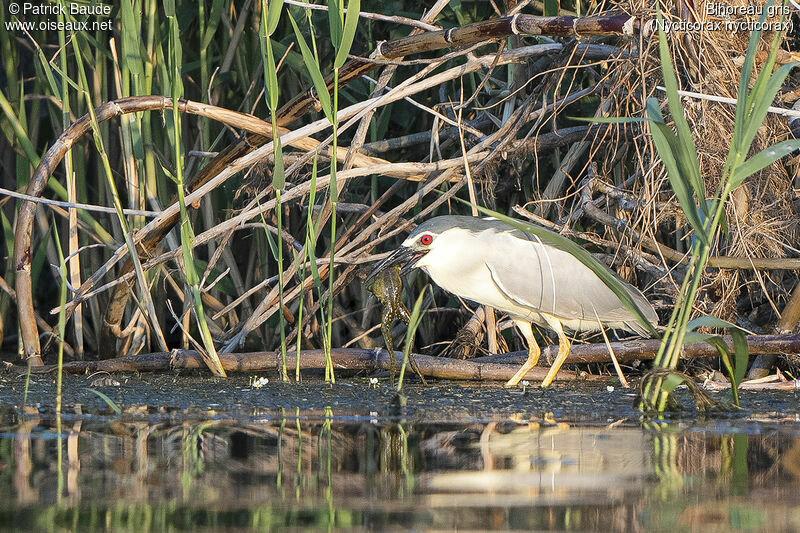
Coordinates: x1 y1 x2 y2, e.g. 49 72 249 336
2 373 800 531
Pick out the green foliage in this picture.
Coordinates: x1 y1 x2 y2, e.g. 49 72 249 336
261 1 285 189
328 0 344 48
261 0 288 378
334 0 361 69
397 286 427 391
86 388 123 414
120 0 144 77
658 372 686 394
645 97 709 246
0 88 40 168
52 219 68 414
200 0 225 51
288 11 333 122
168 2 226 377
1 0 375 365
286 0 360 382
654 11 707 215
729 139 800 187
684 316 748 407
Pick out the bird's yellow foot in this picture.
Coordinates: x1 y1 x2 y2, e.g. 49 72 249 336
505 358 538 387
540 338 571 388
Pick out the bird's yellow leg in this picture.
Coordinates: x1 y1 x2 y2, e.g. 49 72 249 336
541 316 571 387
505 320 541 387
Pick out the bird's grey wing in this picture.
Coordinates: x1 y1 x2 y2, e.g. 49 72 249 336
484 229 655 329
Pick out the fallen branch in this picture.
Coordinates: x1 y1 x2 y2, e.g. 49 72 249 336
26 348 588 383
703 372 800 391
21 334 800 382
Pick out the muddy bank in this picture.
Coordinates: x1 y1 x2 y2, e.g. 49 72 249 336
3 372 800 426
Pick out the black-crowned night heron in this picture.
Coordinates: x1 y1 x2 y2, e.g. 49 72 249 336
369 216 658 387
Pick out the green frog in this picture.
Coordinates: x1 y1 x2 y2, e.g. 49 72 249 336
366 265 424 384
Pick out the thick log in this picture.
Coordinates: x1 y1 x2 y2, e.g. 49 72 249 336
30 348 585 383
23 334 800 382
377 14 637 58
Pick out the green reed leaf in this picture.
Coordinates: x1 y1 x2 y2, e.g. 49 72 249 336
398 286 427 391
120 0 143 77
87 388 122 414
273 134 285 190
327 0 343 48
656 9 705 209
646 98 709 246
334 0 360 69
659 372 687 393
687 315 749 406
288 11 333 122
730 139 800 188
730 1 793 171
737 62 798 163
201 0 225 50
267 0 284 35
733 1 773 151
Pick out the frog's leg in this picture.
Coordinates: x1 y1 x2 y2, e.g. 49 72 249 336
397 302 411 324
402 315 427 385
406 351 426 385
381 310 396 384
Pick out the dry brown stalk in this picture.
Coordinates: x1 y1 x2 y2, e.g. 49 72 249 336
277 14 636 121
282 0 443 31
578 176 800 270
53 45 574 319
376 14 636 58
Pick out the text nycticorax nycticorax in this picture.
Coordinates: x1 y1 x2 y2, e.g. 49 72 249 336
368 216 658 387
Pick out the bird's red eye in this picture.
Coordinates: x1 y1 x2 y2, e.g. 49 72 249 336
420 234 433 246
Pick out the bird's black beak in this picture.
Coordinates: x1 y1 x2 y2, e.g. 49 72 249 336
366 247 426 284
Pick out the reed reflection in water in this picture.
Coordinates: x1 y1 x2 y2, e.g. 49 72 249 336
4 408 800 531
